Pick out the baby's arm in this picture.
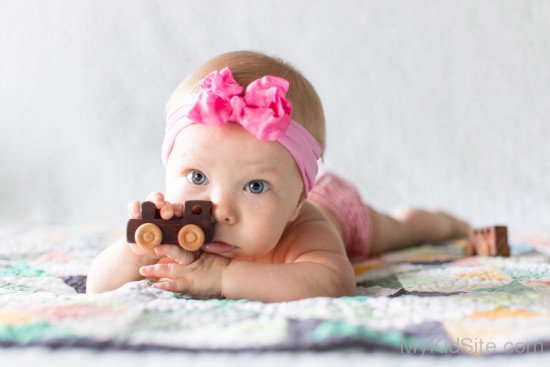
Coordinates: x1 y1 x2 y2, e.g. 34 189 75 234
86 235 158 293
139 221 356 301
222 222 356 302
222 258 355 302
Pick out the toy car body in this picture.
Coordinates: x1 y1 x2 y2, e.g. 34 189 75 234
127 201 215 251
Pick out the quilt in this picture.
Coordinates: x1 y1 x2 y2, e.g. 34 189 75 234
1 224 549 356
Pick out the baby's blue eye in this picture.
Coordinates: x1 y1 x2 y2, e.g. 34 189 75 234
245 180 269 194
186 170 208 185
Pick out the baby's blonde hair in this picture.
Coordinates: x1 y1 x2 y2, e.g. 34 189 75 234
166 50 326 156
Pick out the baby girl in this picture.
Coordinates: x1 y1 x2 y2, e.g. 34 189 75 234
86 50 470 301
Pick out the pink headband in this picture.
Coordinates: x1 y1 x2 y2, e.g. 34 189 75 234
161 67 321 194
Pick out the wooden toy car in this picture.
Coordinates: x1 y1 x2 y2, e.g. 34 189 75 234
464 225 510 257
127 201 215 251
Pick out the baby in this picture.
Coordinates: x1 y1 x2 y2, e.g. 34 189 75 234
86 50 470 301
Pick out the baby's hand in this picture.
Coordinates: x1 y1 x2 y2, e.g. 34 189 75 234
139 245 230 299
126 191 184 259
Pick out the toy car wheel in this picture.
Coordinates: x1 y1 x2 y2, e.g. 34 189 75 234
135 223 162 249
178 224 205 251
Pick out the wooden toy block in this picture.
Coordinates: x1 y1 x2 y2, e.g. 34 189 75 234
464 225 510 257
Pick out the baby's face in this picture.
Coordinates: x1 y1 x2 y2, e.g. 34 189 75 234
165 123 305 260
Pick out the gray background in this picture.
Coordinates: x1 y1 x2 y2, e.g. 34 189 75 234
1 0 549 231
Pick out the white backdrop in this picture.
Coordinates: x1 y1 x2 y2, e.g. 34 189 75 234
1 0 549 231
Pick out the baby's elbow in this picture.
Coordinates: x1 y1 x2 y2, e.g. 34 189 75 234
86 282 117 294
85 279 102 294
85 274 114 294
330 262 357 297
335 276 356 297
342 282 357 297
323 268 356 298
317 280 355 298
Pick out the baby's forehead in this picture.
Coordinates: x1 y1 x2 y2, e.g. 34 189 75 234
172 124 295 169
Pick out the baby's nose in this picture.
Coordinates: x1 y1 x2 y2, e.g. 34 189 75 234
211 194 237 225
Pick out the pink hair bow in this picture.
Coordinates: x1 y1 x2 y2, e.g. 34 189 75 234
187 67 292 140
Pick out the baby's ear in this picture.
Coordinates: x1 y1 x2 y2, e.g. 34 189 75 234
288 191 307 222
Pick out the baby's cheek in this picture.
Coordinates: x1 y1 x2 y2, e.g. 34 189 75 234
248 215 286 252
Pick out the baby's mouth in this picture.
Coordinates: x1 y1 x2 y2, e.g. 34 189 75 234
201 241 238 254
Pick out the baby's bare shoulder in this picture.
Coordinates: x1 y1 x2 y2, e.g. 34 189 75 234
274 202 347 264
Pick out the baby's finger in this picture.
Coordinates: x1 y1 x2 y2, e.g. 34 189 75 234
151 279 180 292
140 262 185 278
127 200 141 219
139 264 165 278
157 257 178 265
143 275 160 282
174 203 184 218
160 203 175 220
145 192 165 209
155 244 196 266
